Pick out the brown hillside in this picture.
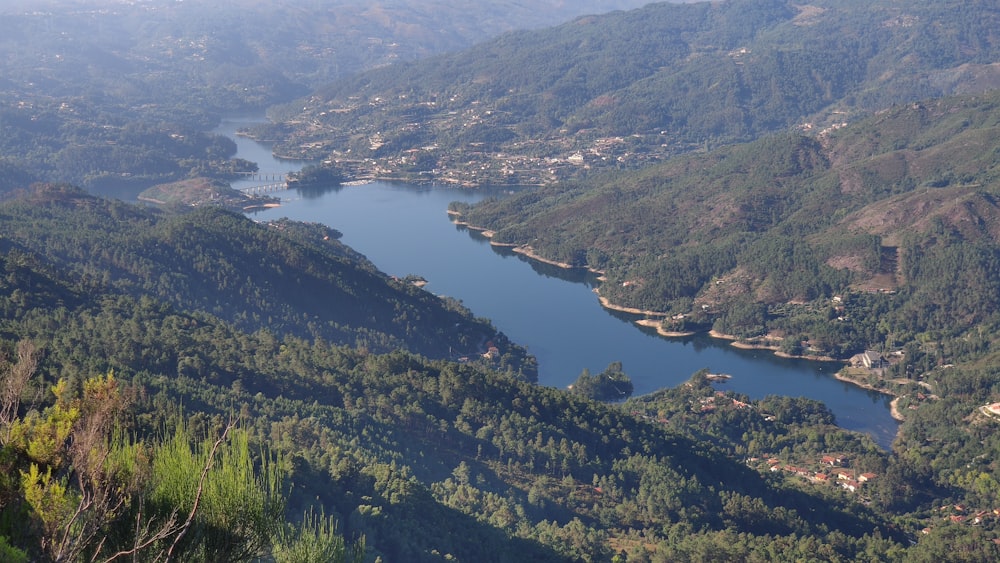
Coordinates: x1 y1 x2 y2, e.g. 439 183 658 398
841 186 1000 247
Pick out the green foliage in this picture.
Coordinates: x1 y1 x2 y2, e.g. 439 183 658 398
286 164 345 190
2 180 998 559
460 90 1000 354
0 535 28 563
9 380 79 467
273 507 365 563
7 0 1000 560
5 99 1000 559
0 366 362 562
569 362 634 401
0 104 245 191
19 463 75 545
0 185 534 378
150 425 285 562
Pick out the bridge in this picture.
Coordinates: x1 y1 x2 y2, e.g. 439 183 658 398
235 171 289 194
240 181 288 194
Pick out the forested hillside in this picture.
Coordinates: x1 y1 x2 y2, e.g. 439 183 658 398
260 0 1000 186
4 0 1000 560
455 90 1000 354
0 184 530 376
5 187 999 561
444 84 1000 561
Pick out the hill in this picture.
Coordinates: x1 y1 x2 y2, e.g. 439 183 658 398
137 176 280 211
260 0 1000 186
0 184 532 376
440 89 1000 561
0 0 651 193
0 0 654 116
0 186 948 562
453 90 1000 354
4 1 1000 559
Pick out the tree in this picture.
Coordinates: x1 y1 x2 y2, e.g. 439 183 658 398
0 340 40 442
0 364 362 562
569 362 634 401
7 373 138 562
272 507 365 563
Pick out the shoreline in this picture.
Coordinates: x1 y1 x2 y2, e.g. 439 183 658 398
450 214 905 420
833 370 896 397
243 202 282 211
834 371 907 431
713 330 841 362
455 215 856 365
597 294 669 318
511 245 577 269
450 215 588 270
634 318 696 337
889 397 904 421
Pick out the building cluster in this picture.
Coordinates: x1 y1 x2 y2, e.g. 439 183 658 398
921 504 1000 536
695 392 750 413
748 454 879 495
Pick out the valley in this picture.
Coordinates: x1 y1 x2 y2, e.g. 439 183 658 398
2 1 1000 561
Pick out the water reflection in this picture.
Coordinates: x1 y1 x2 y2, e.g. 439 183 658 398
454 224 598 284
291 182 345 200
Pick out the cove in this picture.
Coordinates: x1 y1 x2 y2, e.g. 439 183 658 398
217 117 900 449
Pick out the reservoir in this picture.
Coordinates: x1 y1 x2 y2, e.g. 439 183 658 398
217 117 900 449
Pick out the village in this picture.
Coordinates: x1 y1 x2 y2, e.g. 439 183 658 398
750 451 877 495
315 132 673 188
273 90 692 187
687 387 1000 537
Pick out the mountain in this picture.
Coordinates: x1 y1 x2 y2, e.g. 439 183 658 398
5 1 1000 560
453 90 1000 353
0 0 653 193
260 0 1000 186
0 184 533 377
1 186 951 562
0 0 654 116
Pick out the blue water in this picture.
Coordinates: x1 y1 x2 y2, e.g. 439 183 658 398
217 117 899 448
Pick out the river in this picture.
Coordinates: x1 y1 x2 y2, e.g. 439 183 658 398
214 116 899 448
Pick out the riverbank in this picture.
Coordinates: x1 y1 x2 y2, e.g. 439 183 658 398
890 398 904 421
453 214 857 364
449 214 492 236
709 330 841 362
450 214 585 270
835 370 908 429
833 369 896 397
511 245 578 269
232 146 899 447
634 318 696 338
597 295 669 318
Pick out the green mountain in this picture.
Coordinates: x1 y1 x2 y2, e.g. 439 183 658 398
0 186 932 562
454 90 1000 353
262 0 1000 185
0 184 532 376
4 1 1000 560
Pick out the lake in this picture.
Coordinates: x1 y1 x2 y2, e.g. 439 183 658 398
216 116 899 448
